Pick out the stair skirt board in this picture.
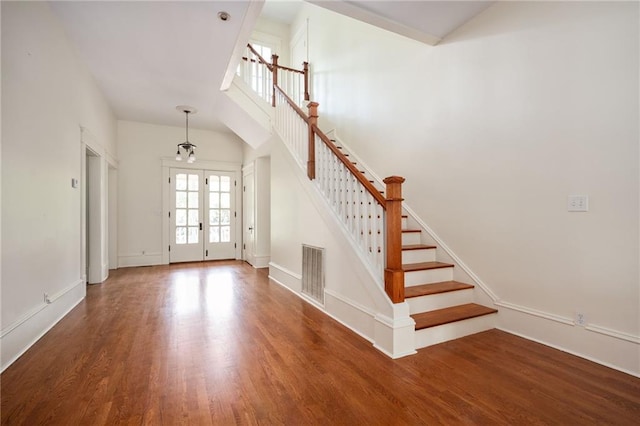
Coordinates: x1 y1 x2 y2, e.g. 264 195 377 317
407 289 475 315
414 313 497 349
405 267 454 286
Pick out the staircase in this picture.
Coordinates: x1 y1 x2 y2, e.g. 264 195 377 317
401 217 497 348
240 44 498 351
330 137 498 349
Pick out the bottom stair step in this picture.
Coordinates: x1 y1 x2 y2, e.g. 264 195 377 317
412 303 497 330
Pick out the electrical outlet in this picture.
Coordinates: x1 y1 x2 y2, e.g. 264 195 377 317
568 195 589 212
575 311 587 326
44 293 52 304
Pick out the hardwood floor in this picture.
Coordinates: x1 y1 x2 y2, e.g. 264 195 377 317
2 261 639 425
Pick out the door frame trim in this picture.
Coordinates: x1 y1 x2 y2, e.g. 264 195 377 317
161 158 242 264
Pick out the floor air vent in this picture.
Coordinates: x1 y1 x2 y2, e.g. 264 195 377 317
302 245 325 305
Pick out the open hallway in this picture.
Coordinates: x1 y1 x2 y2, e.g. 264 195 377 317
1 261 639 424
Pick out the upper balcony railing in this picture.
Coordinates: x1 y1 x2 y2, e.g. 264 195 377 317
239 44 309 108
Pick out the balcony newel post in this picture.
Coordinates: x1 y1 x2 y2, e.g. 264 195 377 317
307 102 319 180
271 54 279 107
383 176 406 303
303 62 310 101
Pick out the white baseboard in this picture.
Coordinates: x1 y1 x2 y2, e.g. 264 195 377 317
496 307 640 377
245 254 270 269
251 255 270 268
1 279 85 372
268 267 375 346
268 262 302 292
118 252 163 268
268 262 416 359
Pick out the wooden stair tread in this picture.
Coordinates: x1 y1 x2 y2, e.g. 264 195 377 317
412 303 497 330
403 261 453 272
402 244 436 251
405 281 474 298
402 229 421 233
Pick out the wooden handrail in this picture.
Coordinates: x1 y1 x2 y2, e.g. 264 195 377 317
274 85 309 123
246 44 273 71
246 44 305 74
275 84 385 206
276 64 305 74
312 125 387 207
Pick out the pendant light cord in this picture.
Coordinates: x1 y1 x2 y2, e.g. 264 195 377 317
185 111 189 144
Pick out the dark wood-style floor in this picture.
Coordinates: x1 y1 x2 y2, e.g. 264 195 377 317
2 261 639 425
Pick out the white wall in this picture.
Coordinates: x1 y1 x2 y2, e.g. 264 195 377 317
291 1 639 373
117 120 243 266
1 1 117 370
270 136 415 357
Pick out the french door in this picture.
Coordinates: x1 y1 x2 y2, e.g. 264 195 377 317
169 168 237 262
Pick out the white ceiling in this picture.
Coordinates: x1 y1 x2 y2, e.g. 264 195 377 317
50 0 262 132
50 0 491 134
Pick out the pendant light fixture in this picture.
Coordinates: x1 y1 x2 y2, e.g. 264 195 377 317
175 105 197 163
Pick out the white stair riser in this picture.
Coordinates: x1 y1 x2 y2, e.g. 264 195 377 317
402 232 421 245
402 248 436 264
405 267 453 286
415 313 497 349
401 217 408 229
407 289 474 314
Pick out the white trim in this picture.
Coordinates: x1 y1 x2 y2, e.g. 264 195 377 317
118 252 163 268
161 160 243 264
251 255 271 268
495 300 574 325
324 288 376 318
269 262 416 359
494 300 640 344
268 271 375 345
0 279 83 338
1 279 85 372
497 328 640 379
372 344 417 359
585 324 640 344
269 261 302 280
307 0 441 46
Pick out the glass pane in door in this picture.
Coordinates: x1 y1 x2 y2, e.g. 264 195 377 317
175 172 199 245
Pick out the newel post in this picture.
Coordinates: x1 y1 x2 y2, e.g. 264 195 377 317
383 176 406 303
306 102 319 180
271 54 279 107
303 62 310 101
